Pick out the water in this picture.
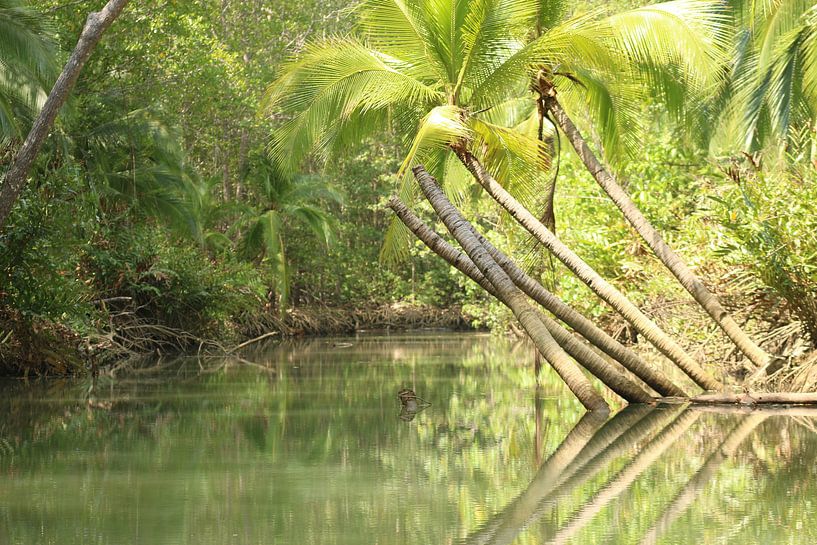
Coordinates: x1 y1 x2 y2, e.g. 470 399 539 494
0 332 815 545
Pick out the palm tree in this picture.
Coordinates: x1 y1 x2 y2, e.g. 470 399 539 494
78 109 201 233
264 0 731 389
413 166 610 411
711 0 817 158
235 158 341 310
388 191 655 403
0 0 55 142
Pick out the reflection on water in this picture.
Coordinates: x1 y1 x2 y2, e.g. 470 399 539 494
0 332 815 545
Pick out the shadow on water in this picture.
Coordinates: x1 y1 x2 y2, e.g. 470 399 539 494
0 332 816 544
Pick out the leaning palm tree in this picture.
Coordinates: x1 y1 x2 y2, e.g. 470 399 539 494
0 0 55 142
263 0 733 388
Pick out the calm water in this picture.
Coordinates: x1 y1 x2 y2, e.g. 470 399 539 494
0 332 815 545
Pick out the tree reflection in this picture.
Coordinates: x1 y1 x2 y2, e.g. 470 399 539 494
0 333 815 545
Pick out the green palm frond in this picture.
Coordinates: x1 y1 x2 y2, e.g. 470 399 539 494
554 66 643 161
452 0 535 102
0 0 56 139
356 0 448 82
472 10 611 110
604 0 730 91
713 1 817 155
398 104 471 176
263 38 442 171
77 109 201 236
801 7 817 105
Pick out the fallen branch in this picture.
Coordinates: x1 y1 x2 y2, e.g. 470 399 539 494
229 331 280 353
690 392 817 405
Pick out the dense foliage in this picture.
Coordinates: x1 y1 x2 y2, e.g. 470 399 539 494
1 0 816 375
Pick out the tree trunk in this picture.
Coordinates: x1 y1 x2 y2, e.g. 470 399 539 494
690 392 817 405
468 224 686 397
453 146 721 391
235 127 250 201
388 196 653 403
412 166 609 412
0 0 131 230
544 93 771 370
221 123 232 202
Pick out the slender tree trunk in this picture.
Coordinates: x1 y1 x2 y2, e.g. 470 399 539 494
690 392 817 405
388 196 652 403
453 146 721 391
537 95 557 233
0 0 131 230
235 127 250 201
544 93 771 370
413 166 609 412
639 414 766 545
221 123 232 202
468 224 686 397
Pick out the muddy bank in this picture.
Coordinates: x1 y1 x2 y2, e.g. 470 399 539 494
244 303 474 337
0 303 476 377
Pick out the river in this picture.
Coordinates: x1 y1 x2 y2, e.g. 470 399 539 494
0 332 814 544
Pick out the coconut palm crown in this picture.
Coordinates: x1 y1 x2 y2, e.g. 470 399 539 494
263 0 729 260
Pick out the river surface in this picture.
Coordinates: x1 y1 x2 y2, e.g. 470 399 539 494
0 332 815 545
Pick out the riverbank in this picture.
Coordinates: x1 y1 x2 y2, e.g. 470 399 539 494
3 291 815 390
0 303 477 377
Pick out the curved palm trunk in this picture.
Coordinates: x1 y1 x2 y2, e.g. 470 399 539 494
469 225 686 397
544 94 771 370
638 414 766 545
388 196 652 403
0 0 131 230
454 147 721 391
412 167 608 412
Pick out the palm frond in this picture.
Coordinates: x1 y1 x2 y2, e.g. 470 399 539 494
356 0 448 82
604 0 731 92
264 38 442 171
0 0 56 140
398 104 471 176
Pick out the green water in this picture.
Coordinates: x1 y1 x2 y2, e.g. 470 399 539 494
0 332 815 545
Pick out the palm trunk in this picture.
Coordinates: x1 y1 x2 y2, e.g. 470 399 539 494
544 94 771 370
469 224 686 397
412 166 608 412
638 414 766 545
388 196 652 403
0 0 130 230
454 147 721 391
